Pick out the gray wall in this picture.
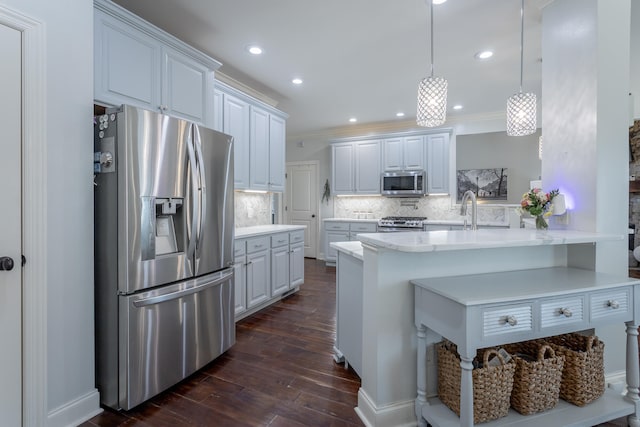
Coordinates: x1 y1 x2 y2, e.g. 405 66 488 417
456 130 542 204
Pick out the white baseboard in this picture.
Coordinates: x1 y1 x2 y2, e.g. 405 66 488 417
47 389 101 427
356 388 416 427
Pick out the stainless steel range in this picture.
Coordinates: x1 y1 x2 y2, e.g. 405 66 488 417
377 216 428 232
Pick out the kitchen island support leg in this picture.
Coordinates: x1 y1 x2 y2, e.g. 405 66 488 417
459 350 475 427
626 322 640 427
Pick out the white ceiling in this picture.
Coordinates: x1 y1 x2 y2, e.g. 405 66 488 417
112 0 550 137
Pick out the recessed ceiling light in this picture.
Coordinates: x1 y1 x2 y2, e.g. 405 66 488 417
432 0 447 4
292 78 303 85
247 45 263 55
453 105 463 110
475 50 493 60
396 112 405 117
349 118 357 123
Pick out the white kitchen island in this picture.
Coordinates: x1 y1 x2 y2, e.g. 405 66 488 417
332 228 630 427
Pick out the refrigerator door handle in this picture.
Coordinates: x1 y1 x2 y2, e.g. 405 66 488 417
193 124 207 248
132 268 233 307
185 124 199 261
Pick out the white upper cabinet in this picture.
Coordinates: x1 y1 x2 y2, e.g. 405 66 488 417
332 140 380 195
382 136 425 171
269 114 286 192
215 82 288 192
355 140 381 193
94 0 220 127
332 143 355 194
162 46 214 125
249 106 270 190
331 131 450 196
426 133 450 194
222 91 250 189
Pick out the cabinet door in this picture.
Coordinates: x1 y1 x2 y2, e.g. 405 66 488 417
355 140 381 193
269 115 286 192
332 143 355 194
233 255 247 317
271 246 290 297
249 107 270 190
161 46 213 125
94 9 161 111
247 250 270 308
426 133 450 194
213 89 223 132
289 242 304 288
224 94 250 189
382 138 403 171
325 231 350 263
403 136 425 170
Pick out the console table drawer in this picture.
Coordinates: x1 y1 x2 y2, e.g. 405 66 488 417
541 296 585 328
482 304 533 337
590 288 631 321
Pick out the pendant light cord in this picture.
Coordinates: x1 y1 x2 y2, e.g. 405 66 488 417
430 0 435 78
519 0 524 93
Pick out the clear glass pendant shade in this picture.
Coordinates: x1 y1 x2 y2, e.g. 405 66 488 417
417 76 448 127
506 91 536 136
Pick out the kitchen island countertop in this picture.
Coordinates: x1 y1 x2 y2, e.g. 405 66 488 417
235 224 306 239
356 228 622 252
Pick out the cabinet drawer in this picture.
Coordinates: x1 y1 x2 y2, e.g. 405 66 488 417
482 304 533 338
246 236 270 254
590 288 631 321
350 223 377 232
290 230 304 244
234 240 246 257
540 296 585 328
271 233 289 248
325 222 349 231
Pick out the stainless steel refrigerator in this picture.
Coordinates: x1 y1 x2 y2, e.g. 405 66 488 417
93 105 235 410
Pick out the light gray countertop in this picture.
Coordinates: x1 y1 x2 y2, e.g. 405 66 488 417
235 224 306 239
355 228 623 253
330 241 364 260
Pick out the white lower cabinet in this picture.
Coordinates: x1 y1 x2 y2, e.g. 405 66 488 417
234 228 305 321
323 221 377 265
246 238 270 309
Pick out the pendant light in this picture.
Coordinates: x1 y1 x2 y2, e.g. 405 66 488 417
506 0 536 136
417 0 447 127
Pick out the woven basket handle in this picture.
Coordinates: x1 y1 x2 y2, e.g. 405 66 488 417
537 344 555 361
483 349 505 366
586 335 599 351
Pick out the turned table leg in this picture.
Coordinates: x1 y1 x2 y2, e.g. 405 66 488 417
459 349 475 427
416 324 428 426
626 322 640 427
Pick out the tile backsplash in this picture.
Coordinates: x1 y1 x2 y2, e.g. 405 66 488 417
333 196 512 225
235 192 271 227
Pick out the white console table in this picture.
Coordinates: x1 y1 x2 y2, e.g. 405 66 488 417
412 267 640 427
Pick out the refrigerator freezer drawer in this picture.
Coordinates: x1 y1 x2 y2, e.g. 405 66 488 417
118 269 235 410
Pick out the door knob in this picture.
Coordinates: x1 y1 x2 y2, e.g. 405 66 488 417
312 214 316 218
0 256 14 271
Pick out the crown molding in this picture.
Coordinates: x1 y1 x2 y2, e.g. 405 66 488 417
215 72 279 108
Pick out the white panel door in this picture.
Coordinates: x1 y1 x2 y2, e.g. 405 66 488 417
162 46 212 125
224 94 250 189
286 162 318 258
269 115 286 191
94 9 160 110
355 140 381 193
0 23 23 427
249 107 270 190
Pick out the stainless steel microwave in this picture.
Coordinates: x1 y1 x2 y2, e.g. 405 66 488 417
381 170 426 197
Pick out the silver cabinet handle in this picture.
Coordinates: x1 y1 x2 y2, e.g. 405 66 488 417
559 307 573 318
504 315 518 326
607 300 620 309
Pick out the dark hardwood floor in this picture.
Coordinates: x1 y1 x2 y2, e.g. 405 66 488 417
82 259 364 427
82 258 630 427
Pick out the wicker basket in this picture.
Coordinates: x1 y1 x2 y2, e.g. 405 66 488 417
437 341 515 424
544 333 605 406
503 341 565 415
